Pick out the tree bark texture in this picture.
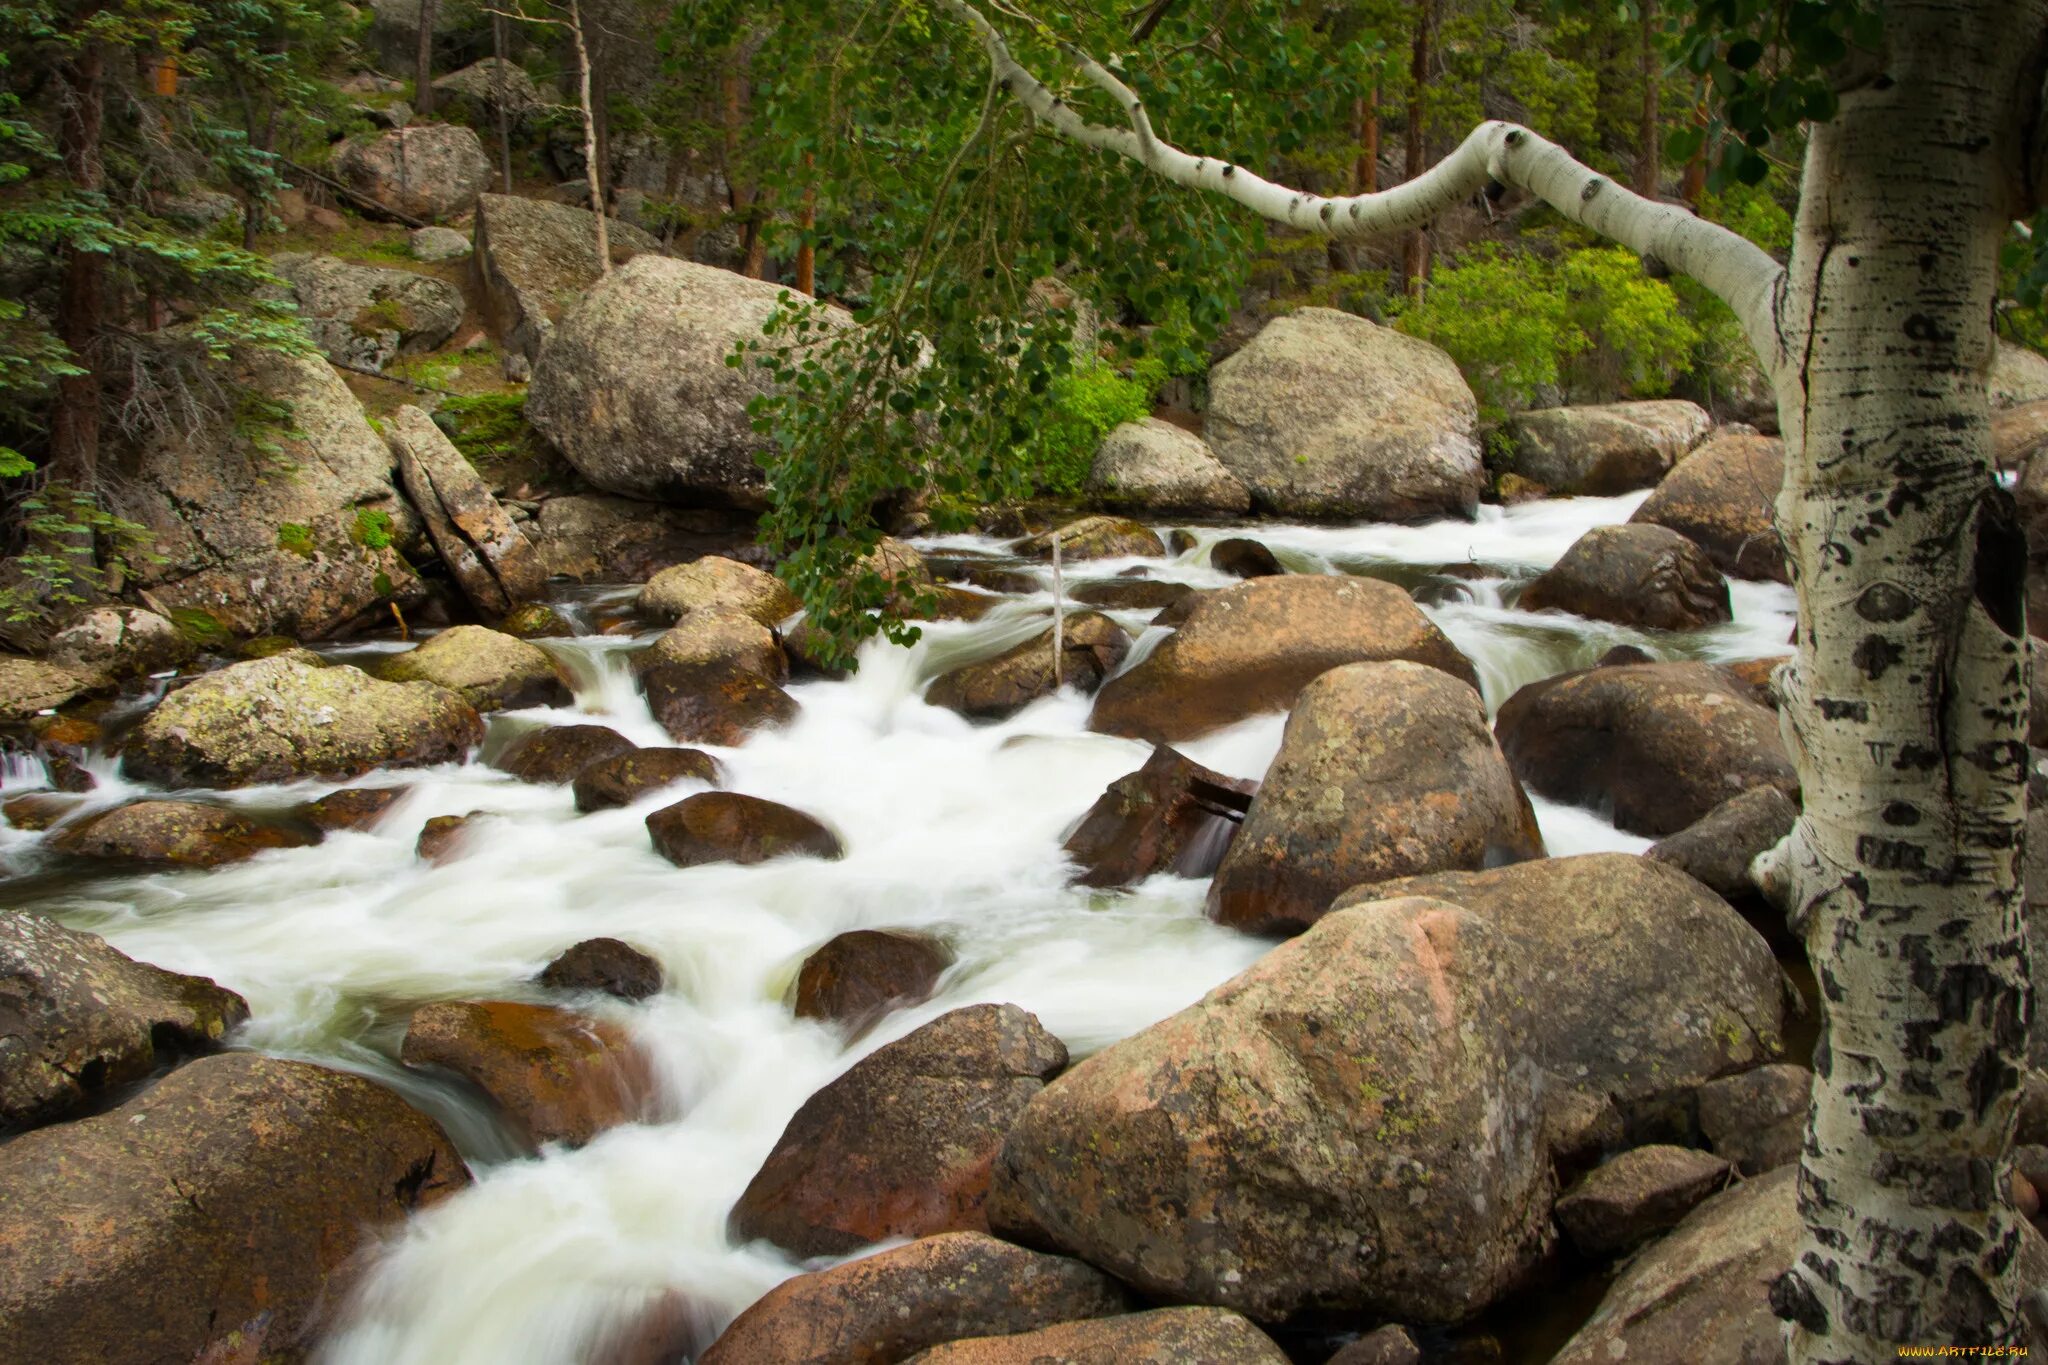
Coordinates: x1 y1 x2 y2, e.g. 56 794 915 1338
1632 0 1659 196
493 11 514 193
1401 0 1435 294
416 0 438 116
568 1 608 273
51 38 105 495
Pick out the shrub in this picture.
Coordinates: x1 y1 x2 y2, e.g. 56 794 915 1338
1020 358 1162 495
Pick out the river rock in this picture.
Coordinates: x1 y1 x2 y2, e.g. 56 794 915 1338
1330 854 1788 1121
501 602 577 638
637 556 798 626
647 792 842 869
1516 523 1732 631
1205 308 1483 520
401 999 650 1148
1554 1145 1735 1257
1495 659 1798 837
539 938 664 1001
1063 744 1257 887
472 193 665 362
794 930 954 1034
1696 1063 1811 1174
990 898 1550 1322
333 123 492 222
1090 575 1478 743
1997 401 2048 472
528 256 851 504
572 747 721 812
697 1232 1128 1365
924 614 1130 719
4 791 83 829
0 656 98 723
122 654 481 788
1012 516 1166 561
731 1005 1066 1258
1996 340 2048 408
387 404 549 616
1505 400 1712 495
1071 578 1193 612
1087 418 1250 514
46 607 192 680
270 253 464 371
298 785 408 832
635 608 795 745
1328 1327 1423 1365
52 799 317 868
1646 786 1801 904
904 1308 1290 1365
379 626 568 713
931 556 1040 596
1210 536 1283 579
493 723 638 785
415 811 483 864
1629 430 1789 582
1208 662 1542 935
0 912 248 1131
0 1053 467 1365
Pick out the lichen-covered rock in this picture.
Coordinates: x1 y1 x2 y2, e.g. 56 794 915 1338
1629 430 1789 583
1995 340 2048 409
924 613 1130 720
701 1232 1127 1365
379 625 569 712
571 747 721 812
646 792 841 868
539 938 664 1001
0 912 248 1131
121 654 482 788
386 405 548 616
794 929 954 1034
1063 744 1256 888
270 253 464 371
1205 308 1483 521
1087 418 1251 515
1090 576 1477 743
46 608 193 680
1208 662 1542 935
0 656 100 723
1505 400 1712 495
492 723 638 785
333 123 492 222
297 785 408 832
401 999 650 1149
1012 516 1166 561
1517 523 1732 632
430 58 541 126
409 225 471 262
471 194 665 362
500 601 577 638
990 898 1551 1323
731 1004 1067 1258
0 1053 468 1365
636 556 799 626
1554 1145 1735 1257
51 799 318 868
903 1308 1291 1365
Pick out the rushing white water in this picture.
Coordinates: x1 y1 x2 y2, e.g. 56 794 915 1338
3 494 1793 1365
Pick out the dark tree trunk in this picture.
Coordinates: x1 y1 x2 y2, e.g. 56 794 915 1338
493 10 514 192
416 0 438 116
1632 0 1659 196
51 39 106 499
1401 0 1435 295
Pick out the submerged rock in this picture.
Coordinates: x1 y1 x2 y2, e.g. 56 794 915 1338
1062 744 1256 888
903 1308 1290 1364
539 938 664 1002
414 811 484 864
297 785 408 832
924 613 1130 719
646 792 842 868
794 929 954 1033
401 999 650 1149
51 799 318 869
634 607 795 746
1070 577 1194 612
378 624 569 712
1517 523 1732 632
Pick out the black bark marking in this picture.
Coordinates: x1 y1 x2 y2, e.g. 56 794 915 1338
1819 698 1870 721
1862 1106 1921 1137
1771 1267 1830 1332
1854 582 1915 622
1854 634 1904 680
1904 313 1956 344
1967 1045 2018 1121
1972 490 2026 638
1857 836 1927 871
1892 743 1941 771
1881 801 1922 826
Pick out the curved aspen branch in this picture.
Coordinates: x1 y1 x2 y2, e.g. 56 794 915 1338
935 0 1786 361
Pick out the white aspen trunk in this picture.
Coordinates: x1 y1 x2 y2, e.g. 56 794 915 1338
1758 1 2043 1355
568 0 608 274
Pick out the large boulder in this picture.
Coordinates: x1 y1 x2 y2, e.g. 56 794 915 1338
636 556 798 625
1629 430 1789 582
991 898 1552 1323
120 653 483 788
430 58 541 126
1504 400 1712 495
525 494 761 583
386 405 548 616
0 912 247 1131
270 253 464 372
528 256 850 505
1090 576 1477 743
493 722 638 785
333 123 492 223
1208 662 1542 935
1553 1144 1735 1257
1517 523 1733 631
647 792 841 869
1995 340 2048 409
113 346 424 640
50 799 318 868
0 656 99 724
1204 308 1483 520
0 1053 468 1365
1494 659 1798 837
470 193 665 362
1062 745 1256 888
731 1004 1067 1258
1087 418 1251 514
925 614 1130 720
46 607 193 680
1330 855 1789 1119
903 1308 1290 1364
401 1000 650 1149
794 929 954 1034
634 607 796 745
378 624 569 712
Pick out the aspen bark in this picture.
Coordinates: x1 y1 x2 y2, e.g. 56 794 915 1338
567 1 608 273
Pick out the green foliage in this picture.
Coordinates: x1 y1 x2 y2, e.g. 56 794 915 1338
1023 361 1163 497
434 392 538 469
276 521 316 557
351 507 396 551
0 485 158 625
1556 246 1702 400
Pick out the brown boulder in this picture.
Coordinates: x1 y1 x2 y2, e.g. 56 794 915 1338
377 624 571 712
571 747 722 812
903 1308 1290 1364
730 1004 1067 1258
1696 1063 1812 1174
415 811 485 864
634 607 796 745
0 912 248 1131
1517 523 1732 631
1494 659 1798 837
1327 1326 1423 1365
637 556 799 625
1070 578 1194 612
401 999 651 1149
387 405 548 615
924 613 1130 720
1062 744 1256 888
3 791 84 830
1090 576 1478 743
0 1053 467 1365
492 723 639 785
298 785 408 832
1210 536 1283 579
795 930 955 1033
1646 786 1800 903
1554 1144 1735 1257
1629 430 1789 582
1012 516 1165 561
647 791 842 868
332 122 491 222
50 799 318 869
1208 662 1542 935
539 938 664 1001
697 1232 1128 1365
1504 400 1712 495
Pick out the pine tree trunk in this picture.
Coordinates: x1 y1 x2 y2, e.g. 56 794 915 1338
1631 0 1658 196
492 11 514 193
1762 1 2045 1354
416 0 438 116
1401 0 1435 295
50 39 105 499
1355 89 1378 193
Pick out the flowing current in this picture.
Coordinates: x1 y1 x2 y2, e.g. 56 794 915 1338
4 493 1796 1364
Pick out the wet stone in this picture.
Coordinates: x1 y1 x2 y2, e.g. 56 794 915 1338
539 938 664 1002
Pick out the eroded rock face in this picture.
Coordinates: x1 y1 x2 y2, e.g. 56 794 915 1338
637 557 798 626
902 1308 1291 1365
1090 576 1477 743
380 625 569 712
492 723 638 785
697 1232 1129 1365
646 792 842 868
1208 662 1543 935
1494 659 1797 838
0 912 248 1131
121 654 482 789
386 405 549 616
0 1053 468 1365
794 930 954 1034
1088 418 1250 515
1505 400 1712 495
571 747 721 812
1012 516 1167 561
472 193 666 361
525 495 761 584
50 799 319 868
924 614 1130 720
271 253 464 371
1629 430 1789 582
334 123 492 222
1063 745 1256 888
731 1004 1067 1258
1205 308 1483 521
991 898 1552 1323
401 999 651 1149
1517 523 1732 631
